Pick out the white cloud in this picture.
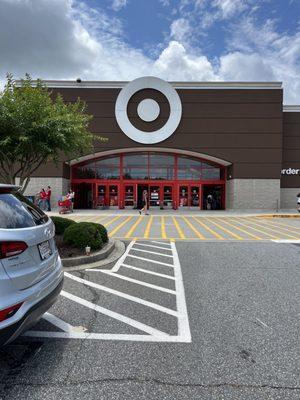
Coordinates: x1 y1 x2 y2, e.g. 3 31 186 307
0 0 299 104
111 0 127 12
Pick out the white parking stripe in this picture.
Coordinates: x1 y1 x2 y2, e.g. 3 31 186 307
127 254 174 267
43 312 75 333
97 270 176 294
134 243 173 251
61 291 170 337
121 264 176 280
64 272 178 317
25 331 191 342
171 242 191 342
111 240 136 272
151 241 172 247
131 247 173 258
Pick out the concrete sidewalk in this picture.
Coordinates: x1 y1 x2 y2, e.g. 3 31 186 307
47 208 300 217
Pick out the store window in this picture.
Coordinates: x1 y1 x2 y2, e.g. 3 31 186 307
123 153 148 180
177 156 202 180
149 153 174 180
95 156 120 179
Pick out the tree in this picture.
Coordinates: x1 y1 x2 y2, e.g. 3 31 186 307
0 74 93 192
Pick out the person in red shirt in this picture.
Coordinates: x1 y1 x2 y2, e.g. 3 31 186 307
46 186 52 211
38 188 47 210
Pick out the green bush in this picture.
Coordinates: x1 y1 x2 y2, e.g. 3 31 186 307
63 222 103 250
51 216 76 235
83 222 108 244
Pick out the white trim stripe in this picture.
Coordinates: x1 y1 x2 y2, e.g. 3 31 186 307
43 312 75 333
127 254 174 267
131 247 173 258
111 240 135 272
134 243 173 251
97 270 176 294
121 264 175 280
61 291 169 337
64 272 178 316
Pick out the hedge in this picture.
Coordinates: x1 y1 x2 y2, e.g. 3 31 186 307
51 216 76 235
63 222 103 250
80 222 108 244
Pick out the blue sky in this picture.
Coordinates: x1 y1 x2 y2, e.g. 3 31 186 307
0 0 300 103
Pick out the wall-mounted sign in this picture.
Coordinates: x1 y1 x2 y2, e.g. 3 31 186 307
281 168 300 175
115 76 182 145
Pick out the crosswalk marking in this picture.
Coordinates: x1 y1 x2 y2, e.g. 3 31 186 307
161 216 167 239
109 216 133 237
51 213 300 241
192 217 225 240
172 216 186 239
125 215 143 238
233 218 279 239
144 215 154 239
181 216 205 239
205 218 244 240
222 218 262 240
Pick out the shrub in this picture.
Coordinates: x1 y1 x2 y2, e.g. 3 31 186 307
63 222 103 250
51 216 76 235
85 222 108 244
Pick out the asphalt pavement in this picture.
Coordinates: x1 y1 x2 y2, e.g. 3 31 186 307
0 241 299 400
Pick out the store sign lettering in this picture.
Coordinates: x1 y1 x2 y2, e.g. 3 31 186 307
281 168 300 175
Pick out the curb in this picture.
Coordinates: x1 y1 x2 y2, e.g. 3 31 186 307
255 214 300 219
61 240 115 268
62 240 126 272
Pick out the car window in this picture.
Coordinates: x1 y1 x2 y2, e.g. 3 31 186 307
0 191 49 229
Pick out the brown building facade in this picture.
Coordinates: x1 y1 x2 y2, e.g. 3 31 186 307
19 77 300 210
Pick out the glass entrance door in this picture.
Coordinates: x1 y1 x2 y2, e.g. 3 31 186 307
149 185 160 207
179 186 188 207
163 185 173 209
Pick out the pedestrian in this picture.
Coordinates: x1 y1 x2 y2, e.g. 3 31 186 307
46 186 51 211
67 189 75 212
38 188 47 210
297 193 300 213
139 189 149 215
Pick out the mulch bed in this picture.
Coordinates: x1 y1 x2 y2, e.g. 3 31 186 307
55 235 98 259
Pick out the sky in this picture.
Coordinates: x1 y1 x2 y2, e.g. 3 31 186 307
0 0 299 103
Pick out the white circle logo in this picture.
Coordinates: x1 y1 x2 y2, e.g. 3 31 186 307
115 76 182 144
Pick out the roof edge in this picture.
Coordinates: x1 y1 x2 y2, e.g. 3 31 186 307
15 80 283 90
283 105 300 112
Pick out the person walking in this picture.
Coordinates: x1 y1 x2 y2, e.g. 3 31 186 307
139 189 149 215
38 188 47 210
297 193 300 212
68 189 75 212
46 186 52 211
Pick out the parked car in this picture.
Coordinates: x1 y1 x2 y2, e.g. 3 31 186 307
0 184 63 346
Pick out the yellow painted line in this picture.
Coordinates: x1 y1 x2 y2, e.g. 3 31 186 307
109 216 133 237
125 216 143 238
222 218 262 240
204 218 244 240
161 216 167 239
103 215 122 228
192 217 224 240
242 218 299 240
233 218 279 239
144 215 154 239
182 217 205 239
254 219 300 235
172 217 186 239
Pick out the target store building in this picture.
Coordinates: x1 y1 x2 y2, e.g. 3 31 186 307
24 77 300 210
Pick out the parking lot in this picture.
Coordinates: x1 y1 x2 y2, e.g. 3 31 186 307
57 213 300 242
1 238 300 399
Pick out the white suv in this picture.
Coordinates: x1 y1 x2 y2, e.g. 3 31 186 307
0 184 63 346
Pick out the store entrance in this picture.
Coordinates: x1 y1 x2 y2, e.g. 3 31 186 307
137 184 149 209
202 185 223 210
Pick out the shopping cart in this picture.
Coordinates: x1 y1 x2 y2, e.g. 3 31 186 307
58 199 72 214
